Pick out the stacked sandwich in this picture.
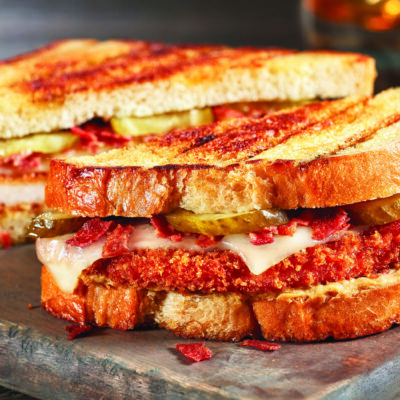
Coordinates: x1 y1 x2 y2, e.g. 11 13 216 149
0 40 375 246
36 87 400 341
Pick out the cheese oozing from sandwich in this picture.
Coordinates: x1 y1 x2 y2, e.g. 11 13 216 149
37 224 325 293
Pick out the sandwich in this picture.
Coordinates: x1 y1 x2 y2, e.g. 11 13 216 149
0 39 376 246
35 87 400 342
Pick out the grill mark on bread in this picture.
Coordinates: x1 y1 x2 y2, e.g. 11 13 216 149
328 113 400 157
13 43 293 102
145 99 363 164
182 101 363 162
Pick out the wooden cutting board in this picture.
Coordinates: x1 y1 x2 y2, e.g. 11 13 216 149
1 245 400 400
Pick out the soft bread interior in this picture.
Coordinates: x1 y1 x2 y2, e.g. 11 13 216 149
0 40 375 139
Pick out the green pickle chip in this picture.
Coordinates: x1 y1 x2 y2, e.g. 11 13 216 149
0 132 78 158
26 211 88 239
111 108 214 136
165 208 289 236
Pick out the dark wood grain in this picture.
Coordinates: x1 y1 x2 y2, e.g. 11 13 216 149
2 245 400 399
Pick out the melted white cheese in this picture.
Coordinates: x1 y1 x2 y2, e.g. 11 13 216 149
37 224 324 293
0 183 45 205
221 227 319 275
36 234 106 293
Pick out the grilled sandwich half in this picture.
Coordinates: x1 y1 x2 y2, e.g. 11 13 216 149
36 88 400 342
0 39 376 246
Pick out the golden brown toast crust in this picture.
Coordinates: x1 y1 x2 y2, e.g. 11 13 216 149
46 89 400 215
41 266 400 341
252 284 400 341
0 39 375 138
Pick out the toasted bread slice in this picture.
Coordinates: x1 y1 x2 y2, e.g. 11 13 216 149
46 88 400 216
41 266 400 341
0 40 375 139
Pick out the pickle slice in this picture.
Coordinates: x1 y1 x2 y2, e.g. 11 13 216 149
0 132 79 158
346 194 400 225
111 108 214 136
165 208 289 235
26 211 88 239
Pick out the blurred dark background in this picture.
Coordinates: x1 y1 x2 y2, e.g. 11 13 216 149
0 0 303 58
1 0 398 91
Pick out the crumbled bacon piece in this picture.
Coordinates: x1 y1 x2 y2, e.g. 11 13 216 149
248 226 278 245
240 339 281 351
66 218 113 248
175 342 213 362
71 122 133 154
71 125 98 142
247 209 349 246
66 324 92 340
277 213 311 236
311 209 350 240
212 106 246 121
196 234 223 249
150 215 182 242
277 220 297 236
0 231 11 248
0 152 42 171
102 224 134 258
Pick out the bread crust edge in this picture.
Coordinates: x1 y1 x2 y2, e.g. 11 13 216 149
41 266 400 342
46 141 400 216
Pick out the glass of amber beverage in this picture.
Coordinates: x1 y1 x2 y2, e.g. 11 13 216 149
301 0 400 89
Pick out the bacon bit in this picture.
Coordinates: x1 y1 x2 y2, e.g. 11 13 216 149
71 122 133 154
0 152 42 171
66 218 114 248
311 209 350 240
102 224 134 258
175 342 213 362
248 226 278 245
150 215 182 242
196 234 223 249
277 213 311 236
212 106 246 121
71 125 98 142
247 209 347 246
240 339 281 351
380 220 400 237
0 231 11 248
277 220 297 236
66 324 92 340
